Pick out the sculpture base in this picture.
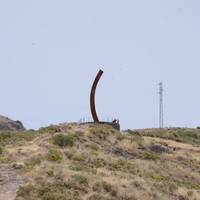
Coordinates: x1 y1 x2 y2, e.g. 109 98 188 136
79 121 120 131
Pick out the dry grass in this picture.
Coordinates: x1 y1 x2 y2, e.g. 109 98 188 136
1 124 200 200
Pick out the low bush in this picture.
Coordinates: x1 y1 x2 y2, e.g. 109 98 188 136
53 134 75 147
108 158 136 174
47 149 62 162
143 152 159 161
63 175 90 194
150 174 170 182
69 162 88 172
137 129 200 145
90 126 113 140
102 181 117 196
92 181 117 198
39 125 60 134
127 130 141 136
87 157 107 168
16 182 82 200
69 162 97 174
0 131 37 146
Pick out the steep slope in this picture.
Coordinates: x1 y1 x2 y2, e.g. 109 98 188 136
0 124 200 200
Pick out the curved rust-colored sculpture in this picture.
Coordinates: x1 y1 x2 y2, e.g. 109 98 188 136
90 69 104 122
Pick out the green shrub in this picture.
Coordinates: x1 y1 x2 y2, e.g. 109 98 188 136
102 181 117 196
53 134 74 147
69 162 97 174
143 152 159 161
47 149 62 162
87 157 107 168
69 162 88 171
0 131 37 146
108 159 136 174
41 192 66 200
16 182 82 200
90 127 112 140
174 130 200 145
39 125 59 134
0 157 12 164
150 174 170 182
137 129 200 145
127 130 141 136
62 175 89 194
45 183 81 199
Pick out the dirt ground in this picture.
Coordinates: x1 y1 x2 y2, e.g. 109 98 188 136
0 165 25 200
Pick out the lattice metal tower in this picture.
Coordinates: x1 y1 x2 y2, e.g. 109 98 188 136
158 82 164 129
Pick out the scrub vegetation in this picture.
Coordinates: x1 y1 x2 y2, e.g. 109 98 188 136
1 124 200 200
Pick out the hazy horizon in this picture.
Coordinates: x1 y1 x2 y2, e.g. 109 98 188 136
0 1 200 130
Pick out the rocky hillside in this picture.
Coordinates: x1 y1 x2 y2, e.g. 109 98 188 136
0 115 25 132
0 124 200 200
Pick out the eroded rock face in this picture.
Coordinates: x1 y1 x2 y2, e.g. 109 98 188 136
0 115 25 131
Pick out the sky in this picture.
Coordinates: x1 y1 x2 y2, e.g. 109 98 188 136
0 0 200 130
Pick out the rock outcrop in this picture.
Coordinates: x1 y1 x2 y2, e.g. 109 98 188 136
0 115 25 131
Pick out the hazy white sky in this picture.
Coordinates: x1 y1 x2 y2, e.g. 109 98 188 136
0 0 200 129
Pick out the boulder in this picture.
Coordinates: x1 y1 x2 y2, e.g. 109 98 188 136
0 115 25 131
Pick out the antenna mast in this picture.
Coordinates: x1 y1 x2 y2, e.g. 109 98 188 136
158 82 164 129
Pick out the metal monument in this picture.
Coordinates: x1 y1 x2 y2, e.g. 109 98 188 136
89 69 120 130
90 69 103 122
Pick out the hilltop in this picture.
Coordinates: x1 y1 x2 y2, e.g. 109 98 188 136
0 115 25 132
0 124 200 200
